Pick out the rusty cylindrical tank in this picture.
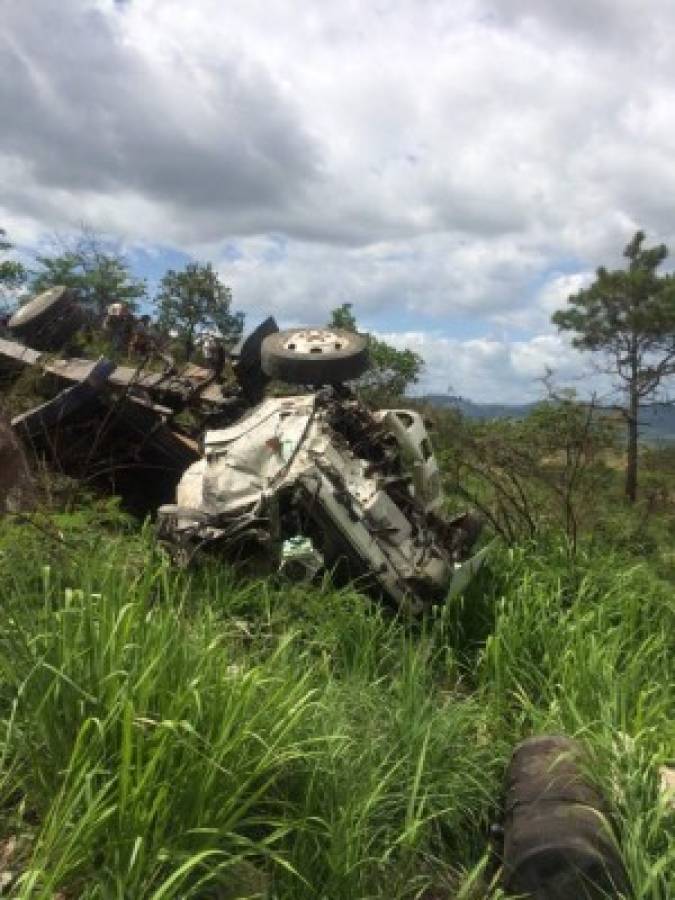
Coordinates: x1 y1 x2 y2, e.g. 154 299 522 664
502 735 630 899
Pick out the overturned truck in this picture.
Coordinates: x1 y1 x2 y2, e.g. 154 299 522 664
1 289 488 612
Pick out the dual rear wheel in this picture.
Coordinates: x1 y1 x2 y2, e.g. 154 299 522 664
261 327 369 384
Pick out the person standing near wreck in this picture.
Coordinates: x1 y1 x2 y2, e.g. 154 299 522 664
201 334 225 379
104 302 133 353
128 314 155 357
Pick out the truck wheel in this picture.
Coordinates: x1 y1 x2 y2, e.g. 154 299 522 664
261 327 369 384
9 286 83 350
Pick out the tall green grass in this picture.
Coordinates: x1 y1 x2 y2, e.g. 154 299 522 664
0 515 672 898
476 541 675 899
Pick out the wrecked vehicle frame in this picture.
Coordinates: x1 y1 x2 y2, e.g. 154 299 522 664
0 294 488 613
156 385 488 613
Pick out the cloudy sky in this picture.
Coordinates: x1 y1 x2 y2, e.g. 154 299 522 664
3 0 675 400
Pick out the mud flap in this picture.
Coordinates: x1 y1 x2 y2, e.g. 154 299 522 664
447 541 494 599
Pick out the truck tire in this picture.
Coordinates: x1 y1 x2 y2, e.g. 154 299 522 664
261 327 369 384
9 286 83 350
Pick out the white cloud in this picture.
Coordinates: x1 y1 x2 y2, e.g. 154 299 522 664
6 0 675 253
219 233 551 327
381 330 602 402
4 1 675 399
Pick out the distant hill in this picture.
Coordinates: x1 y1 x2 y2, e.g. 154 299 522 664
422 395 536 420
421 395 675 443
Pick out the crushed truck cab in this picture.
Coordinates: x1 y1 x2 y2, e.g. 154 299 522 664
158 386 487 613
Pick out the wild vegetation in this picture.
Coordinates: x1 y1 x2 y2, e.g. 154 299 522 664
1 226 424 399
0 427 673 898
552 231 675 502
0 230 26 312
28 230 147 321
1 227 674 896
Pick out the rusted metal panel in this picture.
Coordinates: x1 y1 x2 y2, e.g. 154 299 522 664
0 337 41 372
12 358 115 439
110 395 200 469
0 338 225 407
45 358 225 405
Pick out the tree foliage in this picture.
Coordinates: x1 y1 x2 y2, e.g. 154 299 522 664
29 229 147 319
552 230 675 501
155 262 244 361
0 227 26 313
436 396 618 549
328 303 423 401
